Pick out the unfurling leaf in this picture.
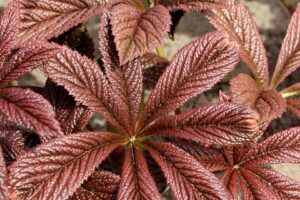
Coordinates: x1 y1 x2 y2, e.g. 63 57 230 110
17 0 105 46
271 3 300 88
0 42 61 88
255 90 286 122
230 73 260 108
145 103 259 146
110 3 171 64
143 31 239 123
0 131 26 162
9 132 124 200
206 3 269 89
0 148 8 200
0 88 62 137
117 146 162 200
156 0 232 11
73 171 120 200
0 1 19 66
147 142 228 200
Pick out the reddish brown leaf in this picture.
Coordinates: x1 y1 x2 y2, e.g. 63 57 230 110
0 88 62 137
99 11 119 70
155 0 232 11
17 0 105 46
0 131 26 162
287 98 300 119
240 127 300 166
147 142 228 200
0 42 61 88
117 146 162 200
271 3 300 88
222 169 238 200
145 103 259 146
143 31 239 123
110 3 171 64
218 90 231 103
281 83 300 94
44 47 127 134
255 90 286 122
73 171 120 200
206 3 269 89
0 1 19 66
230 73 260 108
173 139 229 171
107 59 143 134
141 53 169 89
9 132 124 200
0 148 8 200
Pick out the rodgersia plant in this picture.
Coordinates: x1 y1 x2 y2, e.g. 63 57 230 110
0 0 299 199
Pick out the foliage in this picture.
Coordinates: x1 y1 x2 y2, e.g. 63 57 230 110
0 0 299 199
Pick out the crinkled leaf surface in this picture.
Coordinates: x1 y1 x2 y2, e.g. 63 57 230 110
0 148 8 200
0 88 62 137
9 132 123 200
73 171 120 200
206 3 269 89
271 3 300 88
0 131 26 162
142 31 239 123
17 0 105 46
0 1 19 66
110 3 171 64
117 146 162 200
144 103 259 146
287 98 300 119
147 142 228 200
0 42 61 88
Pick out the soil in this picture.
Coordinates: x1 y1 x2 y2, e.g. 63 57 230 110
1 0 299 183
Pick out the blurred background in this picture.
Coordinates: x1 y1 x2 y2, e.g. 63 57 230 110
1 0 300 183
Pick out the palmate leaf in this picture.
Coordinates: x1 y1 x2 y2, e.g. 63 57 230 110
0 1 19 66
17 0 105 47
147 142 228 200
0 42 61 88
0 148 8 200
144 103 259 146
73 171 120 200
44 47 127 134
240 127 300 166
9 132 124 200
117 146 162 200
142 31 239 124
106 59 143 134
271 3 300 88
155 0 233 11
0 88 62 137
110 2 171 64
206 3 269 89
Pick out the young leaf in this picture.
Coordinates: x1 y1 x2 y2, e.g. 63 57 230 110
286 98 300 119
147 142 228 200
0 88 62 137
17 0 105 46
73 171 120 200
0 42 61 88
230 73 260 107
155 0 232 11
144 103 259 146
143 31 239 123
110 3 171 64
240 127 300 166
9 132 124 200
206 3 269 89
0 148 8 200
0 131 26 162
44 47 127 133
107 59 143 134
271 3 300 88
117 146 162 200
0 1 19 66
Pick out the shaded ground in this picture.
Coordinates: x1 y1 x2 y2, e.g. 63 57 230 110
1 0 299 183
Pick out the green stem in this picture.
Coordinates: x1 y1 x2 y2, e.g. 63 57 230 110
281 0 295 14
156 45 165 57
282 90 300 98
